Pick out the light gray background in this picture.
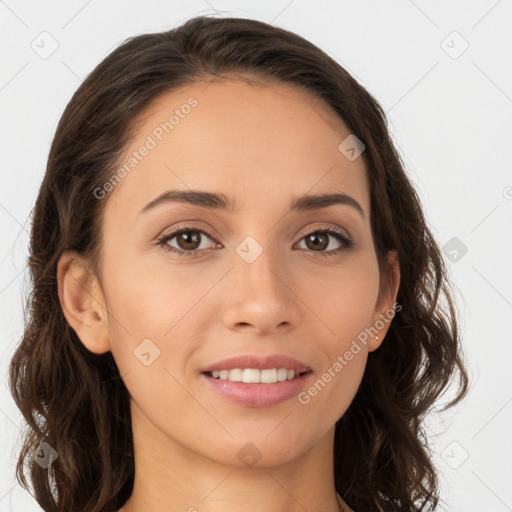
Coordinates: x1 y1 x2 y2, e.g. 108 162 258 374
1 1 511 510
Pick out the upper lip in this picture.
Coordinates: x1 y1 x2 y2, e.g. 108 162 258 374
201 354 312 373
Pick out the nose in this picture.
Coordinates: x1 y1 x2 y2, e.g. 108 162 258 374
221 247 302 336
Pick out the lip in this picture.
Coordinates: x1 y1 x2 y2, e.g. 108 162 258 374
201 371 313 407
200 354 313 408
201 354 312 373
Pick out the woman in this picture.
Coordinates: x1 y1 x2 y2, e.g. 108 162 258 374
9 15 469 512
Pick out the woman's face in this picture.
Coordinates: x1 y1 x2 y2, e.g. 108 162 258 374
93 78 399 467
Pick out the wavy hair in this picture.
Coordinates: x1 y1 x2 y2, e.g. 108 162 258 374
9 15 469 511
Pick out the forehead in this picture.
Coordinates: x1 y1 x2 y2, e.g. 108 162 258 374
105 78 370 219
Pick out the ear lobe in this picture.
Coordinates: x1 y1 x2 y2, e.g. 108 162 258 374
57 250 111 354
367 250 401 352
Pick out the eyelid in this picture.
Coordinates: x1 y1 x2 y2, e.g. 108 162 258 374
157 220 221 243
158 221 351 242
156 221 354 256
296 222 352 241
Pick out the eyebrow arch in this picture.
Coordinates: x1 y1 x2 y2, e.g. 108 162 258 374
139 189 365 219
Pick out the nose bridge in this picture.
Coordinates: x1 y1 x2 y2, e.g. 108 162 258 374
233 232 287 297
221 230 301 333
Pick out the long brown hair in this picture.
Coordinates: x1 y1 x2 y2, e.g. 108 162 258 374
9 15 469 511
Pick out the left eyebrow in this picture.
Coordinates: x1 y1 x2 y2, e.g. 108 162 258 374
290 192 365 219
139 189 365 220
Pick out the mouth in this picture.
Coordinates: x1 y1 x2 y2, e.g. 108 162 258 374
203 368 312 383
200 369 314 408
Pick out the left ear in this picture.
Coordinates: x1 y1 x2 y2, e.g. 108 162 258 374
367 249 400 352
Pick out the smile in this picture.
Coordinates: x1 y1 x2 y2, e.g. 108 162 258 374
201 370 313 407
206 368 309 383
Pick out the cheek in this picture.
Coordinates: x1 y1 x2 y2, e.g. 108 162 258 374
101 251 220 393
305 255 380 342
298 258 378 413
101 258 196 424
102 248 209 342
294 307 371 439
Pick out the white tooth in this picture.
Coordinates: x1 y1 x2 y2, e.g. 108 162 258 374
277 368 288 381
212 368 299 382
260 368 278 383
228 368 243 382
242 368 261 383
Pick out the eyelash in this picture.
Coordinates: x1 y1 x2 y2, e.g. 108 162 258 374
156 223 354 258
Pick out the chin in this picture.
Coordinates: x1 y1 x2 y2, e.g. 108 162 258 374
200 428 314 469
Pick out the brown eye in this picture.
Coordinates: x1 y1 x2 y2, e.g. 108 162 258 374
157 227 218 256
157 224 353 258
296 227 354 257
304 232 330 251
174 231 202 251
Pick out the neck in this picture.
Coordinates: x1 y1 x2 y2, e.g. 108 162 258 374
119 401 343 512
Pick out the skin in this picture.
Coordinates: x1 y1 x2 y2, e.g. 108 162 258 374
57 78 400 512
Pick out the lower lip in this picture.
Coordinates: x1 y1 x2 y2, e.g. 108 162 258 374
201 371 313 408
